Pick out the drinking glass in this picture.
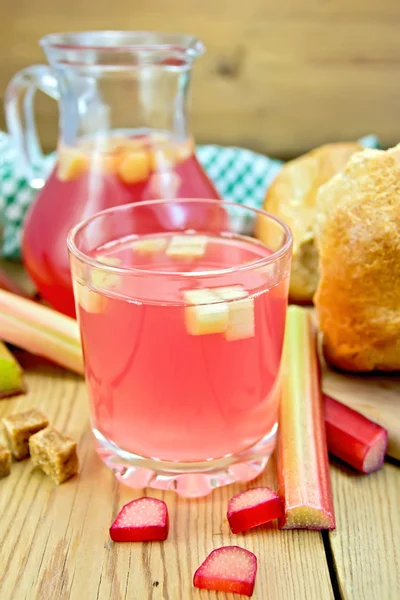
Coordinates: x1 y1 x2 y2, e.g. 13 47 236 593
68 199 292 497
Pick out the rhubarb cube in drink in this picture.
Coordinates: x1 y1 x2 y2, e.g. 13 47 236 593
118 151 150 184
166 235 207 258
183 289 228 335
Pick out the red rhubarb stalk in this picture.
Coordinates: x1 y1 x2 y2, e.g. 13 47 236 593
278 305 335 530
193 546 257 597
324 394 388 474
110 497 169 542
227 487 283 534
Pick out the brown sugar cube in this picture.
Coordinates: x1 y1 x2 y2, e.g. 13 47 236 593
2 408 49 460
29 427 78 485
0 444 12 478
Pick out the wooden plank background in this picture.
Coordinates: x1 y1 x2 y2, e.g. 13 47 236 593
1 0 400 158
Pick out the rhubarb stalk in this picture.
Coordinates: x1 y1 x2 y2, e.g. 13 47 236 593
324 394 388 474
0 289 83 374
278 306 335 530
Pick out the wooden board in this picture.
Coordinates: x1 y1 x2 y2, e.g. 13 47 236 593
0 361 399 599
329 463 400 599
0 363 334 600
1 0 400 158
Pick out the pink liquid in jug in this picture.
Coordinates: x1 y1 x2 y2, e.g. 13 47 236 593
23 134 222 316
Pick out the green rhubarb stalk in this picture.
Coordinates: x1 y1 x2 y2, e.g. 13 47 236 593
278 306 335 530
0 341 26 398
0 288 79 341
0 289 83 375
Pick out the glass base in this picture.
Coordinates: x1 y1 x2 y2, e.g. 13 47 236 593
94 424 277 497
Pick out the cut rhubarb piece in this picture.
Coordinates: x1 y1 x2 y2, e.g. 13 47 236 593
91 256 121 290
278 306 335 530
99 153 124 175
75 283 108 314
225 297 255 341
0 289 83 374
193 546 257 597
148 171 181 198
118 150 150 184
0 342 25 399
324 394 388 474
166 234 207 258
212 287 254 341
213 286 249 301
57 146 88 181
183 289 228 335
132 237 168 254
227 487 284 533
110 497 169 542
149 143 176 171
175 138 194 163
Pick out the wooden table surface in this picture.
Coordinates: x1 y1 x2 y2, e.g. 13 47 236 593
0 358 399 600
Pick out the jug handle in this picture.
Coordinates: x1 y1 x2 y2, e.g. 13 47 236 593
5 65 59 190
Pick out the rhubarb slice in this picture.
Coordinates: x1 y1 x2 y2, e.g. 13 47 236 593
227 487 284 534
150 144 176 171
118 150 150 184
225 297 255 341
166 235 207 258
175 138 194 163
278 306 335 530
324 394 388 474
148 171 181 198
183 289 228 335
132 237 168 254
75 283 108 314
110 497 169 542
193 546 257 597
213 286 254 341
213 286 248 301
0 289 83 374
0 342 25 399
57 146 88 181
92 256 121 290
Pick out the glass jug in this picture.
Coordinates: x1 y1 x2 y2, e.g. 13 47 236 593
5 31 222 316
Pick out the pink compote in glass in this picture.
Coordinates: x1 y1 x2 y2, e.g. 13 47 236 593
68 199 292 497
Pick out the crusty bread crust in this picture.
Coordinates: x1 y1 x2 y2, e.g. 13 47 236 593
314 146 400 372
256 142 362 303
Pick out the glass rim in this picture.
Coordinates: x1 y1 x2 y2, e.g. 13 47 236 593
40 31 205 58
67 198 293 279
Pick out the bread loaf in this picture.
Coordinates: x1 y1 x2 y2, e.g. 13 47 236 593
314 145 400 372
256 142 362 303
